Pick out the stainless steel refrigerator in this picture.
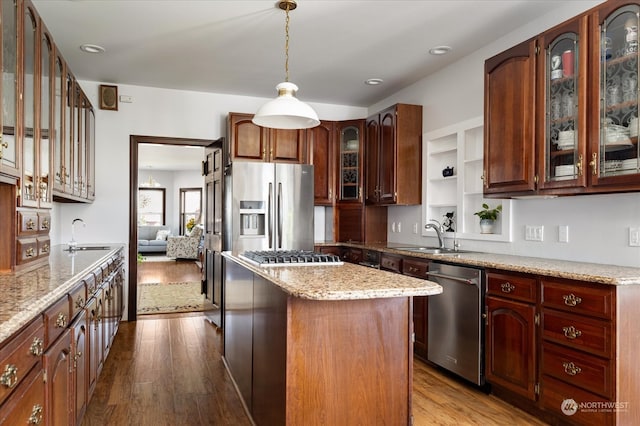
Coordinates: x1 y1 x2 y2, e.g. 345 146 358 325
223 162 314 253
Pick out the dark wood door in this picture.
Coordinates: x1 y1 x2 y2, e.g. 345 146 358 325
309 120 335 205
484 39 537 196
72 309 88 425
269 128 307 163
486 295 537 401
378 106 397 204
44 328 73 426
365 115 380 203
228 112 269 161
87 292 103 398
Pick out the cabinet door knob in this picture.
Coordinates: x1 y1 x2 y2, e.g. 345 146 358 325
500 282 515 293
562 293 582 307
562 361 582 376
0 364 18 388
28 404 43 425
562 325 582 340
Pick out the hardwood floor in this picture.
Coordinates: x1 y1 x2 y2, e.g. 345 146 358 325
137 259 201 284
84 312 548 426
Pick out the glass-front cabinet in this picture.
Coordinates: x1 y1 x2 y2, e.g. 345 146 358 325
338 123 362 202
20 4 37 205
590 3 640 187
1 0 19 177
538 16 588 191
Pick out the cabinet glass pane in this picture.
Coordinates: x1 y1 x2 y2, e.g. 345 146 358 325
340 126 359 200
601 6 640 176
65 73 73 191
54 57 63 187
546 32 579 181
40 35 51 203
22 9 36 201
1 0 17 169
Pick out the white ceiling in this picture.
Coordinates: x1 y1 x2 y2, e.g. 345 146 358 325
31 0 598 107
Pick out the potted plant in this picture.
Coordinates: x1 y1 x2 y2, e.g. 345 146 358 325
474 203 502 234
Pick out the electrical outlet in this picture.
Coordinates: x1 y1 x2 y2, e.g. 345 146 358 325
630 227 640 246
525 225 544 241
558 225 569 243
413 223 418 234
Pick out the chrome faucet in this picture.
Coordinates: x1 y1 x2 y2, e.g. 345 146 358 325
69 218 85 249
425 219 444 249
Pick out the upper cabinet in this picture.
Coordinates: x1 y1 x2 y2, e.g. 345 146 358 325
309 120 335 206
337 120 364 204
227 112 307 164
365 103 422 205
485 0 640 198
0 0 19 179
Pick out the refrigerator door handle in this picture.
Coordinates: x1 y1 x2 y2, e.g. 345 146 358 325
277 182 283 249
268 182 273 249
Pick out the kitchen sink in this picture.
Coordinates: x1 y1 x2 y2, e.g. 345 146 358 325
64 246 112 252
392 246 470 255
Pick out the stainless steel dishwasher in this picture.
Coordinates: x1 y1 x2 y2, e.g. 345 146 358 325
426 261 486 385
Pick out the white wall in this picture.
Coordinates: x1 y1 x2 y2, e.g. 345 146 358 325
376 1 640 268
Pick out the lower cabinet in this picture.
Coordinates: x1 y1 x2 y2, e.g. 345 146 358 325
402 257 430 361
0 248 125 425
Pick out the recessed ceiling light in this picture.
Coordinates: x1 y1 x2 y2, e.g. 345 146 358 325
80 44 105 54
365 78 384 86
429 45 452 56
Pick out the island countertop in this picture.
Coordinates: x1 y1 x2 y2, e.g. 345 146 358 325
0 244 125 344
222 251 443 300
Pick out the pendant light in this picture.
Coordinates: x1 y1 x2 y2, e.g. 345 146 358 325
252 0 320 129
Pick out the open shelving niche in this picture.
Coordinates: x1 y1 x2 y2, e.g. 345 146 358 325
422 116 512 244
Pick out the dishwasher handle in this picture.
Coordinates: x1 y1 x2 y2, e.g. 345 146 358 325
425 271 476 285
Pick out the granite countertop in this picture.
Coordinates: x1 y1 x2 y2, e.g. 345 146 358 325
223 252 443 300
316 241 640 286
0 244 125 344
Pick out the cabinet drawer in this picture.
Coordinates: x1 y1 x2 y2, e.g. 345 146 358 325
36 236 50 257
487 272 537 302
37 212 50 232
69 282 88 320
0 365 45 426
541 343 613 399
0 318 44 406
541 375 614 426
17 211 38 235
92 265 104 286
16 238 38 264
402 258 429 278
343 249 362 264
541 279 614 320
380 254 402 273
43 297 71 347
84 272 98 294
542 309 612 358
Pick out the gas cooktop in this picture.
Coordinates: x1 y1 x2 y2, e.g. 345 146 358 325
240 250 343 267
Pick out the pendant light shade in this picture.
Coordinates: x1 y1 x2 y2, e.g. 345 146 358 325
252 82 320 129
252 0 319 130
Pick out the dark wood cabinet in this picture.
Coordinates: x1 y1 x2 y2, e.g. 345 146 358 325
365 104 422 205
227 112 307 163
484 40 537 196
402 257 430 360
309 120 335 205
44 328 73 426
71 309 89 425
0 366 45 425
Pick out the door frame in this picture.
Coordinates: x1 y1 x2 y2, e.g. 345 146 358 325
128 135 214 321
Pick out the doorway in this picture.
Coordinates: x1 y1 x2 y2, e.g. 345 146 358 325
128 135 215 321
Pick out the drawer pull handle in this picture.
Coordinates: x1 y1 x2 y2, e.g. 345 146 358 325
75 296 85 309
0 364 18 388
501 282 515 293
41 244 50 254
28 404 43 425
563 293 582 307
30 337 44 356
25 247 35 258
26 218 35 230
73 351 83 368
562 326 582 340
55 312 67 328
563 361 582 376
41 219 50 230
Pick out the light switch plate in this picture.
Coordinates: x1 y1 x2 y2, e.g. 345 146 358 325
630 227 640 246
558 225 569 243
525 225 544 241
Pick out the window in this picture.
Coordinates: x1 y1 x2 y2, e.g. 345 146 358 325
179 187 202 235
138 188 166 225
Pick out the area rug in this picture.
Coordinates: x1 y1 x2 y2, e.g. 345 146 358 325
140 254 174 262
137 281 208 315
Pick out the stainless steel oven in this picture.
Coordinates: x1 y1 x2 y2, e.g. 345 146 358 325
426 261 486 385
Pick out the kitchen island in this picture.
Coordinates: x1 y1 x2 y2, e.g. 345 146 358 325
222 252 442 426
